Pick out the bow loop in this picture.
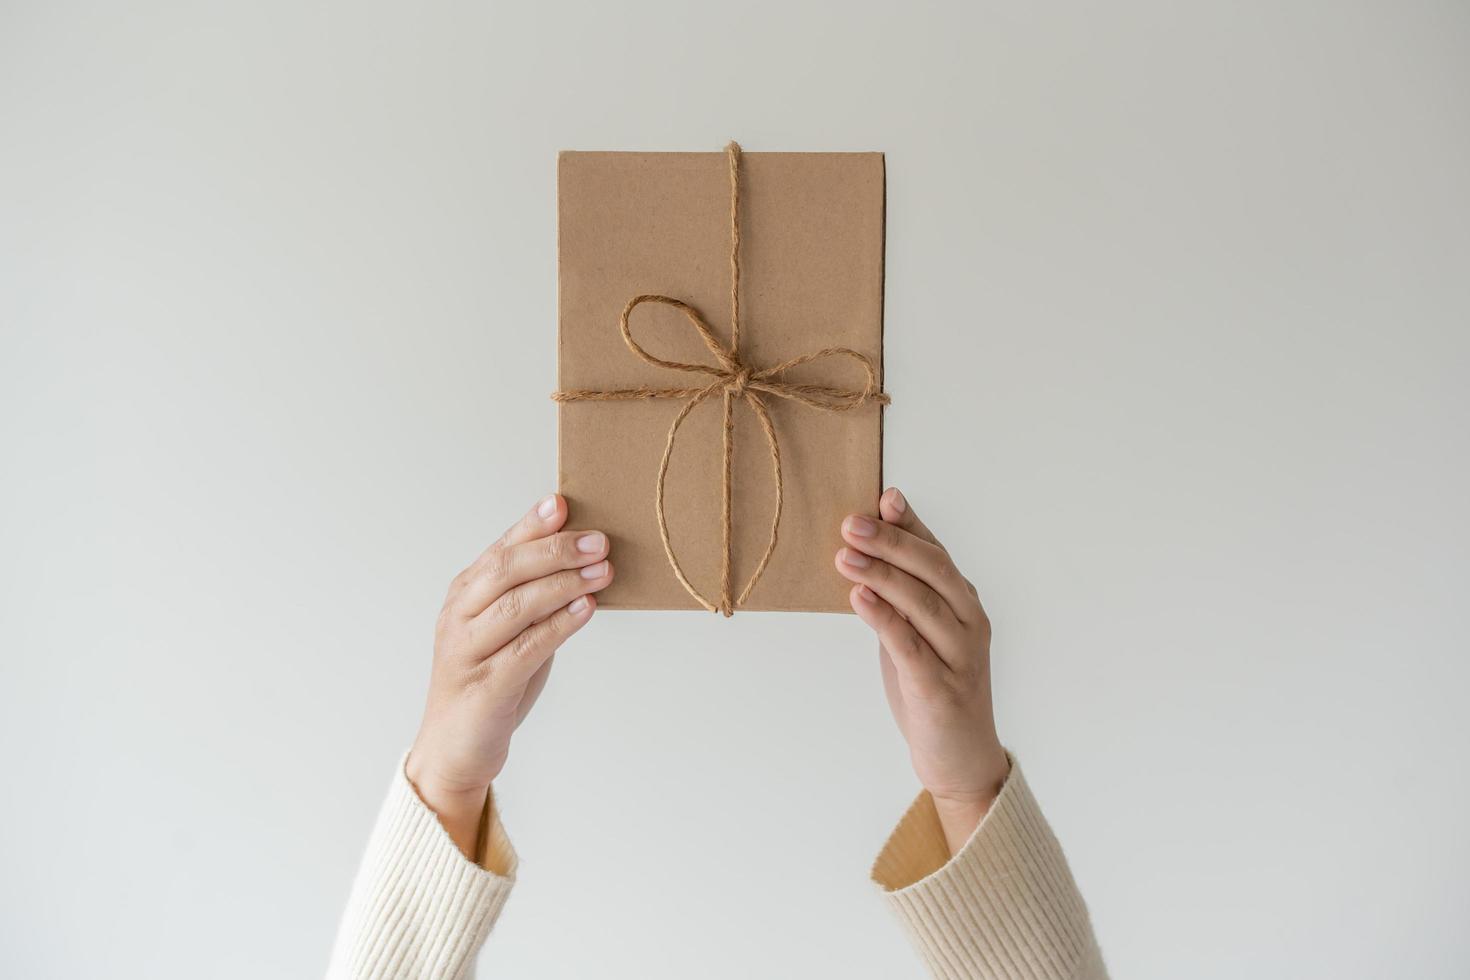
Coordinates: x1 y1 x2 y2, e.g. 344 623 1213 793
620 294 736 379
753 346 892 412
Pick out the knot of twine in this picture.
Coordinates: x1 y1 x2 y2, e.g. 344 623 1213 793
728 367 752 397
552 142 890 616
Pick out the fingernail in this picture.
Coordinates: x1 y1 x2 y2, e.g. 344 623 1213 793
840 547 871 568
569 596 590 614
576 532 605 554
887 488 907 514
537 495 558 519
580 560 608 579
845 515 876 537
856 584 878 603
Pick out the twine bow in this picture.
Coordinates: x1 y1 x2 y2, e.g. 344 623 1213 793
552 142 889 616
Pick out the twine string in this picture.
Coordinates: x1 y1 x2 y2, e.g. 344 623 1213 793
552 142 890 615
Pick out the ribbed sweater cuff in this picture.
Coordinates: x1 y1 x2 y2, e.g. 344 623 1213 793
871 760 1105 980
326 756 517 980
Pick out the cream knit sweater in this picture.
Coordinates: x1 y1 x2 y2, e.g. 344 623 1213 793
327 755 1105 979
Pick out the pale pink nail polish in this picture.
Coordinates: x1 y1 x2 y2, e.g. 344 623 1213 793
841 548 871 568
570 596 591 614
576 532 605 554
846 515 876 537
887 488 907 514
537 495 558 519
857 585 878 603
580 560 608 579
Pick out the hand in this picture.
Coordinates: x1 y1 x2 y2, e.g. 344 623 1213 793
406 494 613 859
835 487 1010 855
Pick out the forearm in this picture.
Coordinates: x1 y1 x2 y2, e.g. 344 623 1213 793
873 758 1107 980
328 756 516 980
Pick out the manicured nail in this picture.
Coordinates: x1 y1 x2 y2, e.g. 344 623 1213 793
569 596 591 614
580 560 609 579
856 585 878 604
845 515 876 537
537 495 558 519
840 547 871 568
576 532 605 554
886 488 907 514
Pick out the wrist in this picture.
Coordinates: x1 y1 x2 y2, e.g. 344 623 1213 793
929 794 992 856
415 776 491 821
405 750 491 861
927 749 1011 856
405 728 502 802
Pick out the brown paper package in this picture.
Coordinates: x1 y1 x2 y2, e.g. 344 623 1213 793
556 149 886 613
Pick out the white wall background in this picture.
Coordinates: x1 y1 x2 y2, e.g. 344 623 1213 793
3 2 1467 977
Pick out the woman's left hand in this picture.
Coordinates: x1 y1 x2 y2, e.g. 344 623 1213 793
407 494 612 859
834 487 1011 855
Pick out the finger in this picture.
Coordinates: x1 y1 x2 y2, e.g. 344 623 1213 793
447 495 569 601
495 494 568 551
835 548 966 650
878 487 943 550
452 529 609 618
842 514 975 622
473 561 614 649
490 595 596 689
876 490 985 614
848 584 945 695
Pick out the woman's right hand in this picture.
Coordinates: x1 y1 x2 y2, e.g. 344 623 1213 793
406 494 613 859
834 488 1009 856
